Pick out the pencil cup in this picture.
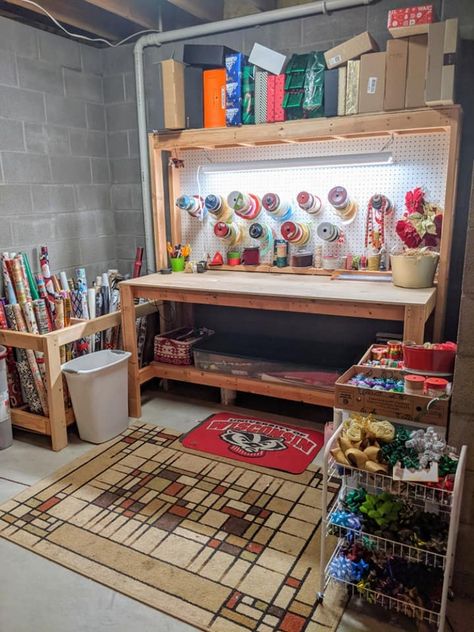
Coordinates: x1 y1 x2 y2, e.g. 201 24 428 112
170 256 185 272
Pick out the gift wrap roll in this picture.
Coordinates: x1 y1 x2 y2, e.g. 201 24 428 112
176 195 206 220
296 191 322 215
249 222 274 257
227 191 262 220
214 221 242 247
204 194 233 223
317 222 342 242
280 221 311 246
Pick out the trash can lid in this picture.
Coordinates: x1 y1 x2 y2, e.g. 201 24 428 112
0 345 7 360
62 349 131 375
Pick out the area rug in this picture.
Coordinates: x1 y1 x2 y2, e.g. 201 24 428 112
181 413 324 474
0 422 344 632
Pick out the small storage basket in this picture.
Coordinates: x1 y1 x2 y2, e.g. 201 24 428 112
154 327 213 365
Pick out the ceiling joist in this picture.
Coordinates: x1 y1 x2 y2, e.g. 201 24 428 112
166 0 223 23
81 0 159 29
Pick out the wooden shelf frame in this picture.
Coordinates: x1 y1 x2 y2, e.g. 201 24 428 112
149 106 462 340
0 302 159 451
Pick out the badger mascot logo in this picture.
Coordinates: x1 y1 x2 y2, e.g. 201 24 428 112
220 429 287 458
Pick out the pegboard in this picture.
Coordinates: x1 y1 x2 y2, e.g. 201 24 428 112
173 132 450 264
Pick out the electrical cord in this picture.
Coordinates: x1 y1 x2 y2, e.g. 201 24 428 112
17 0 163 46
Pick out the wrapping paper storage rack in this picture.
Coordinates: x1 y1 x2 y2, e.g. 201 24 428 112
0 302 159 451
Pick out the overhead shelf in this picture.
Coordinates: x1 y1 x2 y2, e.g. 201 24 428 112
152 106 460 151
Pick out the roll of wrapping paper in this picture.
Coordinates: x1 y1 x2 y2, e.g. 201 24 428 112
296 191 323 215
39 247 56 314
59 271 70 292
133 247 144 279
213 221 242 247
249 222 274 257
87 288 96 353
75 268 88 293
21 300 47 381
33 299 52 334
0 301 24 408
80 291 89 320
176 195 206 220
54 298 66 364
227 191 262 221
9 257 28 303
18 254 32 301
10 304 48 415
261 193 293 222
280 221 311 246
204 194 234 223
21 252 39 300
1 256 17 304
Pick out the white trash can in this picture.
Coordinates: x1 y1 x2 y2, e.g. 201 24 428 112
62 350 131 443
0 345 13 450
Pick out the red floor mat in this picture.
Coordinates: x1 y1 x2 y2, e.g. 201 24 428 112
181 412 324 474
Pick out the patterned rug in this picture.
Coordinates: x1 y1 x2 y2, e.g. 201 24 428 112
0 422 344 632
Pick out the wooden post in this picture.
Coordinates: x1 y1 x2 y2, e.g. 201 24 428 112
120 284 141 419
43 336 68 451
403 305 426 344
148 134 168 271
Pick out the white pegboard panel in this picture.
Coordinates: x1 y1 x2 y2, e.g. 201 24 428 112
174 133 449 264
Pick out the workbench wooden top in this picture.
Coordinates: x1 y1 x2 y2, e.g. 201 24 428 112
121 271 436 307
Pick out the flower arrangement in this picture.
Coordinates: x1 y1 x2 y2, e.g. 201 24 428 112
395 187 443 249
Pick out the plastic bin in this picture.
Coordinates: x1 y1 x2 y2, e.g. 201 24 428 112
62 350 131 444
0 345 13 450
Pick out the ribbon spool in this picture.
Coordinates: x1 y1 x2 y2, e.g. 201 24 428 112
365 193 394 249
328 186 358 224
261 193 293 222
317 222 343 243
176 195 206 220
249 222 275 257
204 194 234 223
227 191 262 221
296 191 323 215
214 221 241 247
280 221 311 246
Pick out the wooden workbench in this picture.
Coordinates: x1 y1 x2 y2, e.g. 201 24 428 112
120 271 437 418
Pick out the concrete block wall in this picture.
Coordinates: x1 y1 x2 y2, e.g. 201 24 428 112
0 16 115 282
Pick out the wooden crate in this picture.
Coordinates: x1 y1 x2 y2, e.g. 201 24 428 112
334 365 450 426
0 302 159 451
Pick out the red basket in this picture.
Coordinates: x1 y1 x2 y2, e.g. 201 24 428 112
403 343 456 374
154 328 214 366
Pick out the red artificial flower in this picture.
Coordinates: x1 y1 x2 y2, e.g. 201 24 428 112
396 219 422 248
405 187 424 215
434 213 443 238
423 233 438 247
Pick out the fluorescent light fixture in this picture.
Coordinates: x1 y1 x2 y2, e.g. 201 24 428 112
200 152 393 174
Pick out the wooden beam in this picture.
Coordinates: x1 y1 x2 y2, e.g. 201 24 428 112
3 0 130 39
81 0 159 29
166 0 223 22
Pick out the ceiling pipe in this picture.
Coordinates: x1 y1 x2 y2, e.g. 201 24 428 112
134 0 375 273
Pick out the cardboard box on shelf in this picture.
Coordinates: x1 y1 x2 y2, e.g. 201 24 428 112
183 45 236 69
324 31 378 70
345 60 360 115
388 4 435 38
405 34 428 108
203 69 226 128
334 365 449 426
184 66 203 129
337 66 347 115
384 39 408 111
249 43 287 75
358 52 386 113
161 60 185 130
425 19 458 106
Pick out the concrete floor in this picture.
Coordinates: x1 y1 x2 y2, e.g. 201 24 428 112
0 385 468 632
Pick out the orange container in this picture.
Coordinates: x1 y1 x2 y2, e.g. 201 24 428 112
203 69 226 128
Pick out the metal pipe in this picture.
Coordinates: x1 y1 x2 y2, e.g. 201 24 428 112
134 0 375 273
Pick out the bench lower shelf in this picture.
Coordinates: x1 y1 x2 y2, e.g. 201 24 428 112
143 361 335 407
11 407 75 435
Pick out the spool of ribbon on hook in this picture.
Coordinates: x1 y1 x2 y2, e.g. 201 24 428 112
365 193 394 250
227 191 262 220
204 194 234 223
176 195 206 220
317 222 343 243
280 221 311 246
213 221 242 247
296 191 323 215
249 222 275 257
261 193 293 222
328 186 358 224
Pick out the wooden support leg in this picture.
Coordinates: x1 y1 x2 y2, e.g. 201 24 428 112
43 337 67 451
220 388 237 406
403 305 426 344
121 284 141 419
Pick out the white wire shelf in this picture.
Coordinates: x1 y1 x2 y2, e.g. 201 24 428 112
324 541 442 627
328 456 454 513
326 501 447 569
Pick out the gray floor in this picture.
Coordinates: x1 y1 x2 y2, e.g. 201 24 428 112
0 387 468 632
